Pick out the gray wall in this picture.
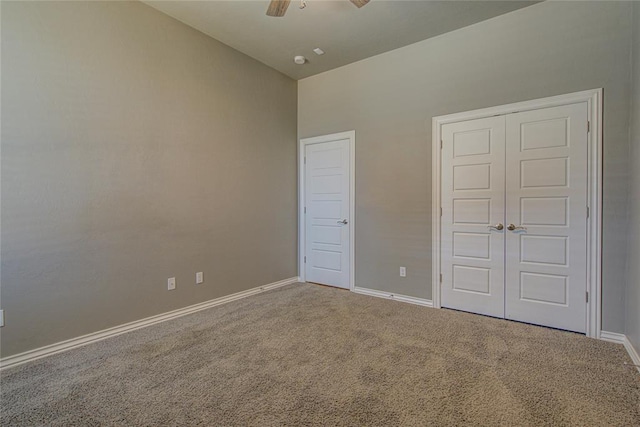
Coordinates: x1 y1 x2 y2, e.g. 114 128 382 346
1 1 297 357
298 1 632 333
626 2 640 354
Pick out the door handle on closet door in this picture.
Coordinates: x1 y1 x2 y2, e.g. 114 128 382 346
488 223 504 231
507 224 527 231
337 219 348 225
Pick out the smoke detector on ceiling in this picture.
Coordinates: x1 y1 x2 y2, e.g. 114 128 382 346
294 55 306 65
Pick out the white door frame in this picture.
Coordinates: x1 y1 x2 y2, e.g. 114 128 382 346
431 89 603 339
299 131 356 290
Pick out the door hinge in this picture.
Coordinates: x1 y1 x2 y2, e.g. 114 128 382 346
587 121 590 133
587 206 590 218
586 291 589 303
440 140 443 149
440 207 443 217
440 273 443 283
304 207 306 214
304 256 307 263
304 157 306 164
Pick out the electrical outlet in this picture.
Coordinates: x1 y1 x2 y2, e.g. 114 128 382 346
399 267 407 277
196 272 204 284
168 277 176 291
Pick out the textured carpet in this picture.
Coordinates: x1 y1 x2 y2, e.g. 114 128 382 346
1 283 639 426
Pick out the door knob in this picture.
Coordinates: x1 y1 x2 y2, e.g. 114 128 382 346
507 224 527 231
337 219 348 225
488 223 504 231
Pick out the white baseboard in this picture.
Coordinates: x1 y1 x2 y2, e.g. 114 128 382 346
599 330 626 344
0 276 300 371
353 286 433 307
600 330 640 373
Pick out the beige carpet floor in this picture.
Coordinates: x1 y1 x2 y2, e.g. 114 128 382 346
1 283 639 426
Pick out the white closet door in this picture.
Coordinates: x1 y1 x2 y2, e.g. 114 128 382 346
441 116 506 318
504 103 588 333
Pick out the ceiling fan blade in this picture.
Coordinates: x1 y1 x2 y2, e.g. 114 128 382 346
266 0 291 17
349 0 370 8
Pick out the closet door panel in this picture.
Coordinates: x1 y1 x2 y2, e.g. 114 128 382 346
504 103 588 333
441 116 506 318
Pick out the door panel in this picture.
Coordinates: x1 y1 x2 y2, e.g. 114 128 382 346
305 139 350 289
504 103 588 333
441 116 506 318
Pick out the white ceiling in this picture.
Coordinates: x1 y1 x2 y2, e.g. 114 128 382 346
144 1 538 80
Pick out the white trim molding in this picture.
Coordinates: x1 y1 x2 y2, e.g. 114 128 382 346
599 330 627 344
431 89 603 339
0 277 300 371
299 130 356 291
353 286 433 307
600 331 640 373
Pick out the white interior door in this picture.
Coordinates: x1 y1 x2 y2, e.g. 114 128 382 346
304 139 350 289
440 116 506 318
504 103 588 333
